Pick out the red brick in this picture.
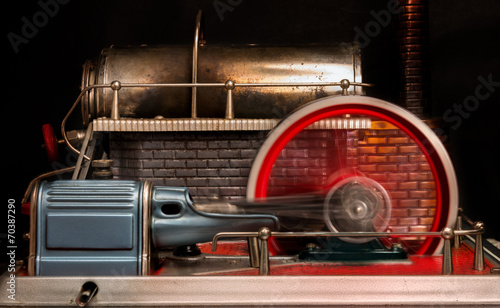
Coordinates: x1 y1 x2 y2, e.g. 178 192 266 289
409 172 431 181
419 181 435 189
359 146 377 154
377 146 398 154
399 181 418 190
409 208 429 217
399 163 419 172
392 208 409 217
387 172 409 181
409 190 432 199
284 149 308 158
409 225 430 232
420 199 437 207
419 163 431 171
399 145 420 154
388 155 408 163
286 168 308 177
399 217 418 225
379 182 398 190
366 173 388 181
419 217 435 225
399 199 419 207
409 154 427 162
390 191 409 199
308 149 329 158
388 137 409 144
358 164 377 172
377 164 398 172
366 137 387 144
274 159 296 167
308 168 328 176
367 155 387 163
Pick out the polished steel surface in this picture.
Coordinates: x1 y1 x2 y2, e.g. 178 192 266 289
2 274 499 306
82 43 362 122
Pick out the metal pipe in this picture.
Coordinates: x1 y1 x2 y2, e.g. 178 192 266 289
258 227 271 275
441 227 454 275
247 237 260 268
473 221 485 271
192 10 204 118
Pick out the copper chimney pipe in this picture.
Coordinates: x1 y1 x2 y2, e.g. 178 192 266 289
394 0 431 118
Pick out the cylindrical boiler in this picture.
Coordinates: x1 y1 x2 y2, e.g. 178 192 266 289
81 43 362 124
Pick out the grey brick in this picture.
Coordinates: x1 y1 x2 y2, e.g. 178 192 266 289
208 178 231 187
219 169 240 177
164 141 186 149
143 160 164 169
164 178 186 187
186 141 207 149
197 169 219 177
164 160 186 168
230 177 248 186
187 178 208 187
219 150 240 159
230 159 253 168
121 150 136 159
241 149 257 158
154 150 174 159
135 169 154 177
142 141 164 150
121 168 135 177
175 150 196 159
136 150 153 159
197 150 219 159
154 169 175 177
186 160 207 168
176 169 197 177
219 187 241 196
128 160 143 168
208 160 231 168
208 140 229 149
196 187 220 197
229 140 251 149
240 168 251 177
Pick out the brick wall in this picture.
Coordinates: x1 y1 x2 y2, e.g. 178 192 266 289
355 121 437 236
109 120 438 241
109 131 266 200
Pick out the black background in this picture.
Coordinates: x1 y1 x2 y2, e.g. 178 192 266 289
3 0 500 259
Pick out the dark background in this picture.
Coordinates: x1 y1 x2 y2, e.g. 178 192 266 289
2 0 500 259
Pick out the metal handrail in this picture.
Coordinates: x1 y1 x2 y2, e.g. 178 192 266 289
62 79 373 159
212 225 485 276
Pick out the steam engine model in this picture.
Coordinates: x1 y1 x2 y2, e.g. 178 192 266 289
3 9 500 308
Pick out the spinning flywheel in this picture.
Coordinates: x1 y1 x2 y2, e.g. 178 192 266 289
247 96 458 255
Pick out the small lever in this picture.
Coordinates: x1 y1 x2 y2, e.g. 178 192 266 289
76 281 98 307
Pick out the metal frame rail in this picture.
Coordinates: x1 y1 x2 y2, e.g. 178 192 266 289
212 220 487 276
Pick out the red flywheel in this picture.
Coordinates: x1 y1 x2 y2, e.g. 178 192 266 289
247 96 458 256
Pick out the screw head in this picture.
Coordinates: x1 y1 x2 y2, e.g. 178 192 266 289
225 79 235 90
441 227 454 239
340 79 350 89
111 80 122 90
258 227 271 240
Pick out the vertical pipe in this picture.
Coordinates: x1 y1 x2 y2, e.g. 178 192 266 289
394 0 431 117
247 237 260 268
258 228 271 275
474 222 485 271
441 227 454 275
